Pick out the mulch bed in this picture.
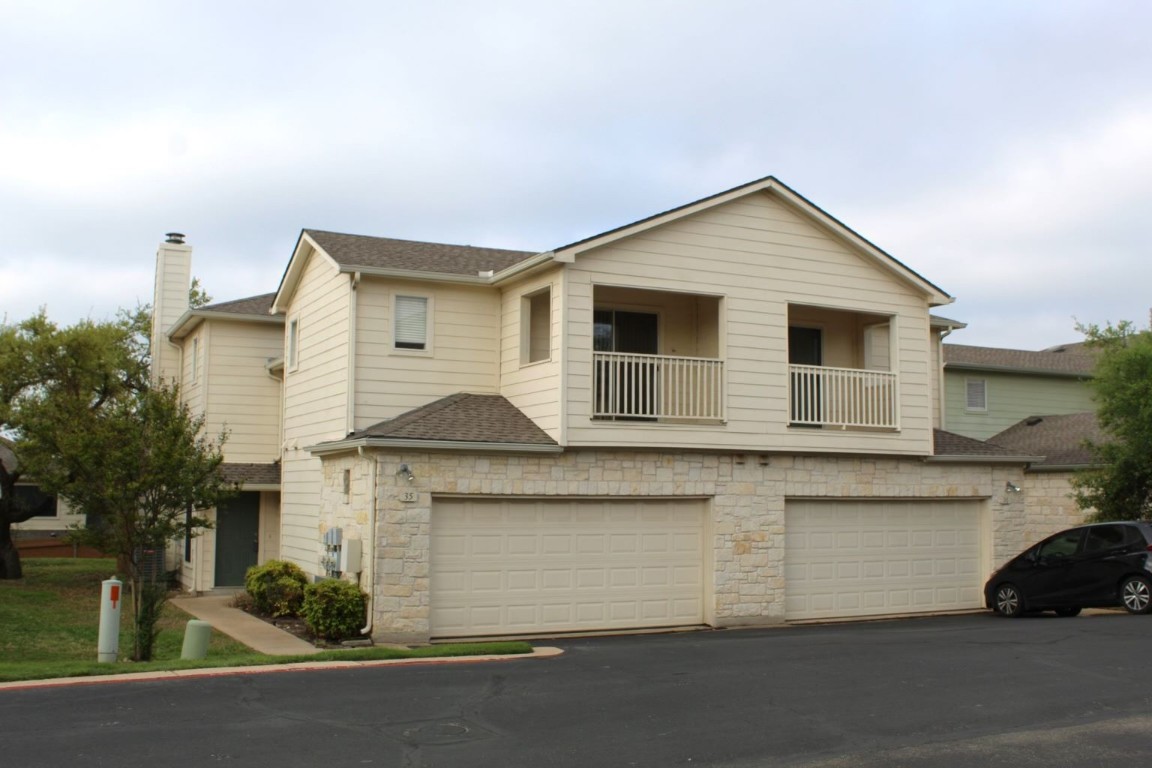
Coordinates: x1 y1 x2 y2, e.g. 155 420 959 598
232 598 370 649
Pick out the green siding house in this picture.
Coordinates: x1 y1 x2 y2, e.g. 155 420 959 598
943 343 1095 440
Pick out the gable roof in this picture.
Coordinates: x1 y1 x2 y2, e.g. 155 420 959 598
989 412 1104 469
168 292 282 340
550 175 953 306
931 429 1039 462
310 393 561 455
943 343 1097 377
273 176 954 312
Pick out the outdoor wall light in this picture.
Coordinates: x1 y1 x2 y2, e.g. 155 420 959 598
1005 481 1021 493
397 464 415 483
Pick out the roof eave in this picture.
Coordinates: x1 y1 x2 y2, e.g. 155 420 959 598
307 438 564 457
272 231 334 314
332 250 556 286
925 455 1044 465
168 309 284 340
945 363 1093 378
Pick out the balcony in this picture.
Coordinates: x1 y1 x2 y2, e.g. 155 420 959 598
593 352 724 421
789 364 898 429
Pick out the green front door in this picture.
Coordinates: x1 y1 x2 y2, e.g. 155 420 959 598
214 492 260 587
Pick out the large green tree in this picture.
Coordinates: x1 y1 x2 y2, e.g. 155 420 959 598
1072 320 1152 521
0 312 145 578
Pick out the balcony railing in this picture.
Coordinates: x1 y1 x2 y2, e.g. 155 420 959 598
789 364 898 429
593 352 724 421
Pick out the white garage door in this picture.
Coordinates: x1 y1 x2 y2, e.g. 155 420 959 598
785 500 984 621
431 498 706 638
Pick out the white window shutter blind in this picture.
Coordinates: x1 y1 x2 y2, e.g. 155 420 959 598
395 296 427 349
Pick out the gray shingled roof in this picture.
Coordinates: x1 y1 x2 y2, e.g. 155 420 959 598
989 413 1104 468
350 393 557 446
932 429 1033 458
306 230 536 277
943 343 1096 376
220 462 281 486
200 293 277 316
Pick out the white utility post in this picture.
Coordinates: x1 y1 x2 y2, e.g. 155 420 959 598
97 576 123 663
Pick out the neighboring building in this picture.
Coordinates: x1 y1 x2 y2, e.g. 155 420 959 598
157 175 1076 643
2 438 83 538
942 343 1096 440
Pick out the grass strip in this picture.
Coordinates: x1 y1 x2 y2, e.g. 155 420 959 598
0 557 532 683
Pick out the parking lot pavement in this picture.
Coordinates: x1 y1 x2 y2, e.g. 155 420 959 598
6 612 1152 768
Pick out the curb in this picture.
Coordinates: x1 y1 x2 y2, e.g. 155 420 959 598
0 647 564 693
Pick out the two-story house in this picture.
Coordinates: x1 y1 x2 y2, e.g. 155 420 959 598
157 176 1067 644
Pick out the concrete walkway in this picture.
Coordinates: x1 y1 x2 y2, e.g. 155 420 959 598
170 594 321 655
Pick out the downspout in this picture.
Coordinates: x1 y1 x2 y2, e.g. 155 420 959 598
938 326 954 430
347 272 361 435
359 445 376 637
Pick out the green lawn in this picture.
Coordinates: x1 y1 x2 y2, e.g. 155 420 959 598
0 558 532 683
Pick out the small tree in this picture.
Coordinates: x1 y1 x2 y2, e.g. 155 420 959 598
1072 320 1152 521
21 385 233 660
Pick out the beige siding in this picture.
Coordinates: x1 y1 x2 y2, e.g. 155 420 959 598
281 253 352 573
353 278 501 430
202 320 283 463
180 327 207 420
499 269 564 439
564 192 935 454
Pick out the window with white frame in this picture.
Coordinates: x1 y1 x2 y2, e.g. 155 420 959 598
287 317 300 371
190 336 200 381
394 295 429 351
965 378 987 411
521 287 551 364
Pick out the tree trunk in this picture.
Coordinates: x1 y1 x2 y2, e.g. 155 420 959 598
0 519 24 580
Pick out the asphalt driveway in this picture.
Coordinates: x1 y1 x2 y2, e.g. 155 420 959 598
6 612 1152 767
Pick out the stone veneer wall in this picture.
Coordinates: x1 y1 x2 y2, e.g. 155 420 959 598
1019 470 1089 549
312 449 1065 645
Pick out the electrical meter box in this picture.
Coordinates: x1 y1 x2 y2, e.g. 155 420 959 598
339 538 363 574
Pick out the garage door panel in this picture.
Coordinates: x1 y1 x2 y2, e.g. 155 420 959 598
786 500 984 621
431 498 706 637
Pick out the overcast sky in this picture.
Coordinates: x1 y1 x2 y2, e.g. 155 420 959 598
2 0 1149 349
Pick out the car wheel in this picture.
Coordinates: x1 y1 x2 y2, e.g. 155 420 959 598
1054 607 1081 617
993 583 1025 617
1121 576 1152 614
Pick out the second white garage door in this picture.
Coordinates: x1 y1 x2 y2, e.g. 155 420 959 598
785 500 984 621
430 497 706 638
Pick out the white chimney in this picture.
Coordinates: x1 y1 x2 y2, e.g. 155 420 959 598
150 232 192 387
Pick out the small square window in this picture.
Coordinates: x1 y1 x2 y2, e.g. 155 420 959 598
965 378 987 411
394 295 429 351
521 288 551 364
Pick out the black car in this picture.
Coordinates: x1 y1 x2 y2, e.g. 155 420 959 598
984 522 1152 617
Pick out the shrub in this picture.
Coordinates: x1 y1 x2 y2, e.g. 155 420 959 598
301 579 368 642
244 560 309 617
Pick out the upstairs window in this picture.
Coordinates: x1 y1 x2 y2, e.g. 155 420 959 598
190 336 200 382
965 378 987 412
394 295 429 351
521 287 552 364
287 318 300 371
